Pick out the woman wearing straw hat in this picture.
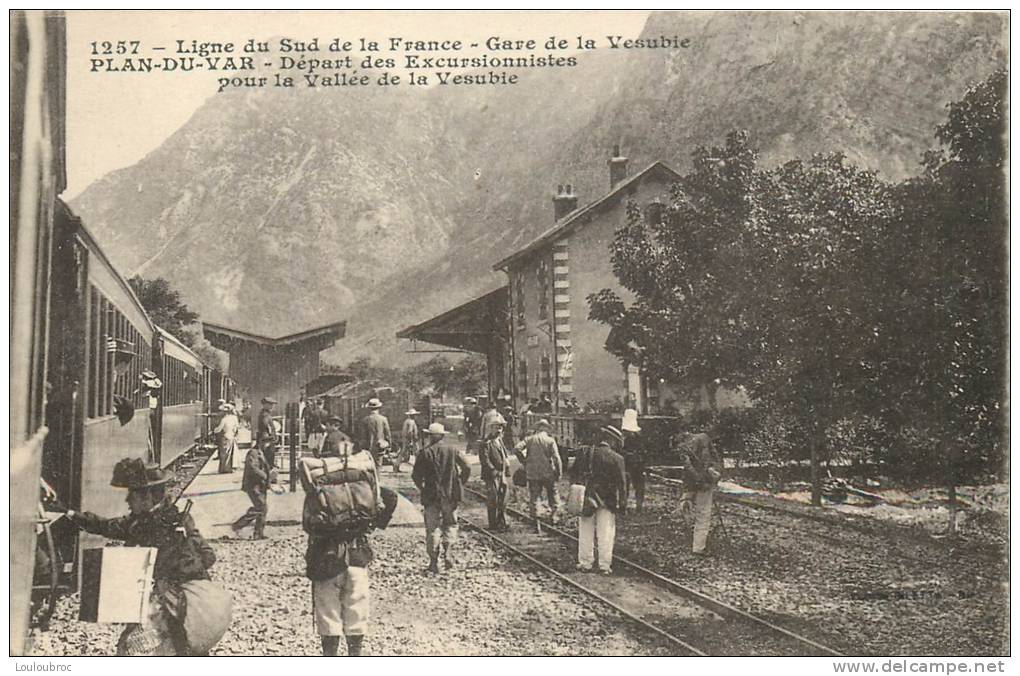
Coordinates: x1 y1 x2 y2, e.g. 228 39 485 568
213 403 240 474
620 409 647 512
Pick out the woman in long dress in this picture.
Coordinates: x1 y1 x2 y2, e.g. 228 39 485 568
214 404 240 473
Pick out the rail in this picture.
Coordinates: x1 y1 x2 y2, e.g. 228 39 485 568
462 485 843 657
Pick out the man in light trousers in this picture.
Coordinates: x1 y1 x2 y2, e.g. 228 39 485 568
572 426 628 574
679 428 722 555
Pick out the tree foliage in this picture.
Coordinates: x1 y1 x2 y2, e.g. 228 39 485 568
129 276 199 347
589 69 1006 491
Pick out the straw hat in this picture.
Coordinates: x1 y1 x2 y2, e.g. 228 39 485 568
405 408 419 416
601 425 624 446
427 422 446 436
366 397 383 409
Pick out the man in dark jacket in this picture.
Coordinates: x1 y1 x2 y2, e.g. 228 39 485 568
232 439 272 539
478 415 510 530
411 422 471 573
256 397 279 469
571 426 628 574
66 458 217 655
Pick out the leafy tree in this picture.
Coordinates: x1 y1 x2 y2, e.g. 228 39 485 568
872 69 1006 496
129 276 199 347
450 353 488 398
589 131 763 410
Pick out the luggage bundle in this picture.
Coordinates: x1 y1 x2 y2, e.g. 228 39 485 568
299 453 380 540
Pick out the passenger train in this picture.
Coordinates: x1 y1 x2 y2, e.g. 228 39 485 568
11 12 233 654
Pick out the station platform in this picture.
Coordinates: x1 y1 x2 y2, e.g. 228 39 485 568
180 444 478 537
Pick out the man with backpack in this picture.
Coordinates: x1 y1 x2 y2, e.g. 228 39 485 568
412 422 471 573
301 426 398 656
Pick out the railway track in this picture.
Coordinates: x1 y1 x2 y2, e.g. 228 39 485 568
459 485 842 657
167 443 217 503
647 471 1004 570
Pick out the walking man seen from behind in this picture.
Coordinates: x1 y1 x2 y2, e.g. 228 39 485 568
411 422 471 573
361 397 391 468
515 418 562 532
572 426 628 574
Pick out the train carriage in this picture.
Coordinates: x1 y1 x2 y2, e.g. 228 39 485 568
156 326 208 465
10 10 67 654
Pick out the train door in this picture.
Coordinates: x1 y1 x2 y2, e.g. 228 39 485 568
150 334 165 464
40 207 89 581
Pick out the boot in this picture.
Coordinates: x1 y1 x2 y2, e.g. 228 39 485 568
321 635 340 657
427 558 440 574
443 546 455 570
346 635 364 656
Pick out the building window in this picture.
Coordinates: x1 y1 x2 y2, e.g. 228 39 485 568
540 355 552 395
537 257 550 321
517 357 528 401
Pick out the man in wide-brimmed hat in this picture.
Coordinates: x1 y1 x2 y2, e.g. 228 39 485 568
571 427 628 574
360 397 391 469
65 457 217 654
514 418 563 532
412 422 471 573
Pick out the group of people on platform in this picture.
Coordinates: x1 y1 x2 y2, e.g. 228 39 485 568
59 391 721 656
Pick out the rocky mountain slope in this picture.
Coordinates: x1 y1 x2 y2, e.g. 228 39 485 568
70 11 1007 365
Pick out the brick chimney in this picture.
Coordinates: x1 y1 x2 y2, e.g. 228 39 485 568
608 145 628 189
552 184 578 221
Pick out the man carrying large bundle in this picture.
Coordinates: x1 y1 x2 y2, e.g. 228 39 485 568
300 417 397 656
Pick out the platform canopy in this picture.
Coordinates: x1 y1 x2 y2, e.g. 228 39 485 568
201 320 346 407
396 286 508 354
